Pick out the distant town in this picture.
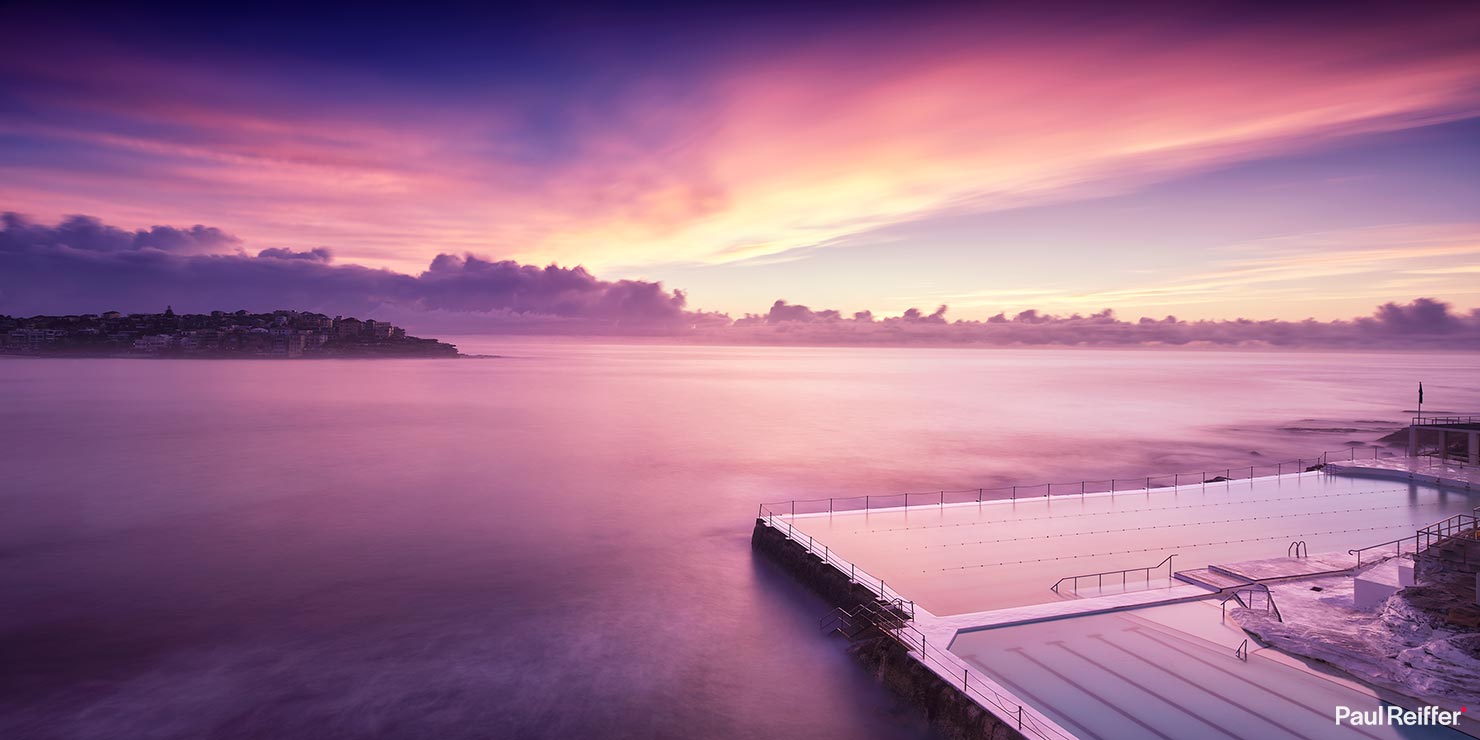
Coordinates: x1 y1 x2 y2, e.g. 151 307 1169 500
0 308 460 358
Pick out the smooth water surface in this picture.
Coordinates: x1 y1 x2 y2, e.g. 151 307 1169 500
1 342 1476 739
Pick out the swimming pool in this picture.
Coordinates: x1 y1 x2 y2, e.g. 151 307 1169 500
949 601 1468 740
779 472 1479 614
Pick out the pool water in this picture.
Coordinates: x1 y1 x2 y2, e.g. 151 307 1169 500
780 473 1479 614
949 601 1467 740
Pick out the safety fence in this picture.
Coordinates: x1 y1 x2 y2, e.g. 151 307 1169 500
759 446 1399 518
1349 506 1480 566
757 510 915 618
1412 415 1480 426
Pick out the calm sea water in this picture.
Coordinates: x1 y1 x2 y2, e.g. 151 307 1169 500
2 341 1475 740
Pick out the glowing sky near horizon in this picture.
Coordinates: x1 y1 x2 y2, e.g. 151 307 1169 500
2 2 1479 321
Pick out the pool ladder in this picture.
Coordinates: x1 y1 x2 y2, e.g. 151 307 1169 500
1287 540 1308 558
1221 583 1283 622
1235 639 1249 662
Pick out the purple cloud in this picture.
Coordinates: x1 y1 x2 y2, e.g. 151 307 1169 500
2 212 1477 347
257 247 333 262
722 299 1480 348
0 213 693 332
0 214 239 254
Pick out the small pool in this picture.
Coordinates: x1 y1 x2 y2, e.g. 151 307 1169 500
948 601 1468 740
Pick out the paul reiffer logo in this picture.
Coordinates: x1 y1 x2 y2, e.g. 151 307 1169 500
1334 705 1465 727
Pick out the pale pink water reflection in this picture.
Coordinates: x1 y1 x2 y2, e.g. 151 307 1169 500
0 341 1474 739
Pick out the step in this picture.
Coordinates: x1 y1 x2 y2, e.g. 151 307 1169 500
1209 553 1358 582
1175 568 1250 590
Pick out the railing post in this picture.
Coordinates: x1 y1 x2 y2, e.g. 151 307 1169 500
791 500 795 517
1017 706 1023 730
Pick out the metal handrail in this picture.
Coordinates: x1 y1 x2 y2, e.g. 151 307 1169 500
1222 584 1282 622
1349 534 1419 566
1416 510 1480 568
758 511 916 619
1050 554 1176 594
759 446 1393 518
1235 639 1249 662
821 600 1076 740
1287 540 1307 558
1349 509 1480 566
1412 415 1480 426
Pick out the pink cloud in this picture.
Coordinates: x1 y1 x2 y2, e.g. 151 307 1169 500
2 6 1478 277
4 212 1478 348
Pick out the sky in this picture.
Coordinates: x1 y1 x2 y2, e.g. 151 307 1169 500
2 1 1480 343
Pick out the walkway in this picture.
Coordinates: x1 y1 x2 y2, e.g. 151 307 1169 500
1327 458 1480 492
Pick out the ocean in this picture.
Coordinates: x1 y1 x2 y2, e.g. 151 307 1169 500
2 340 1475 739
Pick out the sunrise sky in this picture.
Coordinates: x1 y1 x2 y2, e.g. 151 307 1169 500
2 1 1479 336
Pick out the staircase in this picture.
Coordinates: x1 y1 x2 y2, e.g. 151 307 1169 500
1415 508 1480 578
1174 567 1251 591
1421 536 1480 576
820 599 913 641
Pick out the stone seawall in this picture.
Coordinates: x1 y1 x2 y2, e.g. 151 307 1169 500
751 519 1030 740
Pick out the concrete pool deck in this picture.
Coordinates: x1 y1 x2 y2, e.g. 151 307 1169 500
1327 459 1480 492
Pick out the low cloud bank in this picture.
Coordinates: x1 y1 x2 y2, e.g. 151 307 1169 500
725 300 1480 348
2 212 1477 347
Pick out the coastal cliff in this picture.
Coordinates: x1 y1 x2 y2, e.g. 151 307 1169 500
1 309 459 358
